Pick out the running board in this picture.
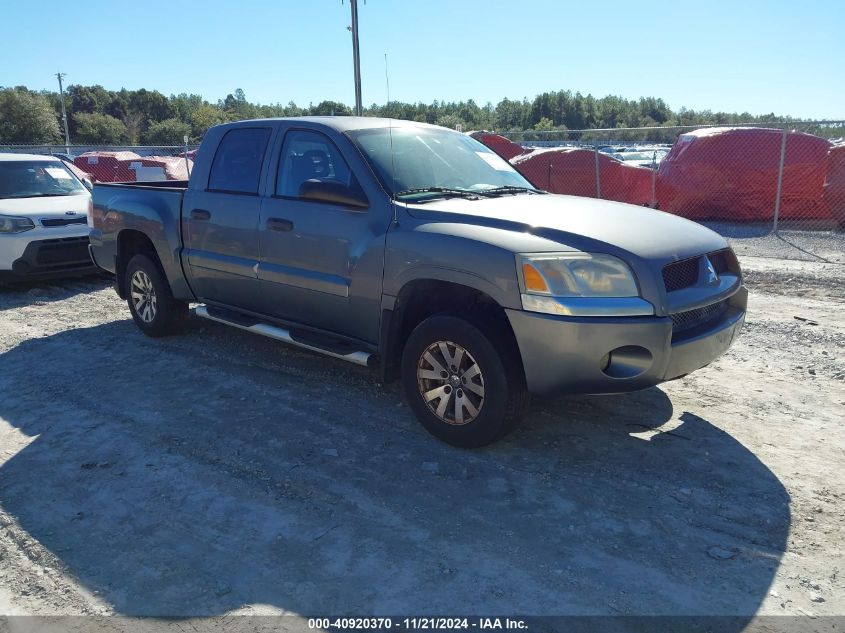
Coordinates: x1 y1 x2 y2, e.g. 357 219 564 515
194 305 372 367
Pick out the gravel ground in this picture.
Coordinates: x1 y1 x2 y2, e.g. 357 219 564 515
704 226 845 264
0 255 843 628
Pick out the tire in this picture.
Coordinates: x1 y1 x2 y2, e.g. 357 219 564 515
401 314 529 448
125 253 187 337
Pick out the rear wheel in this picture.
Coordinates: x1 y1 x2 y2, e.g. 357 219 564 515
125 253 187 337
401 315 528 448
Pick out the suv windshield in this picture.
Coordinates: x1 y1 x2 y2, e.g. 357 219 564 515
348 126 535 201
0 160 88 199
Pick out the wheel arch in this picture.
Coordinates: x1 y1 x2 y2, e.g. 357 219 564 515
379 277 524 384
115 229 160 299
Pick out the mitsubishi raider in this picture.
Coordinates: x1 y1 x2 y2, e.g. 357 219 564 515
88 118 746 447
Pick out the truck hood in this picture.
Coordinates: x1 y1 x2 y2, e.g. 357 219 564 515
406 193 727 262
0 193 90 218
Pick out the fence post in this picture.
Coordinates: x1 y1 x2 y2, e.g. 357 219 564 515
594 146 601 199
651 166 657 208
772 128 788 233
183 135 191 177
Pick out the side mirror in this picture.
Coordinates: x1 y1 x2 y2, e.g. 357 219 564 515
298 179 368 209
81 177 94 191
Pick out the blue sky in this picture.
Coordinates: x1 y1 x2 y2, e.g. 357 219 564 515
2 0 843 119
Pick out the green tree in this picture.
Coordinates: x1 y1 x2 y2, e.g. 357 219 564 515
129 89 174 125
104 89 131 120
435 114 466 130
73 112 127 144
309 100 352 116
0 88 60 143
189 104 225 138
122 113 144 145
169 93 204 123
142 118 191 145
67 84 110 115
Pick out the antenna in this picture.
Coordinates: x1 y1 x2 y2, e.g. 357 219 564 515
385 53 398 225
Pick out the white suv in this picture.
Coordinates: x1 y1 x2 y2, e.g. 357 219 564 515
0 153 96 282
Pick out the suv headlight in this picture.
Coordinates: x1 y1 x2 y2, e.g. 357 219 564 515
517 252 653 316
0 215 35 234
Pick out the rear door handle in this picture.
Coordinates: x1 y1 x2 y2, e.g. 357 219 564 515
191 209 211 221
267 218 294 232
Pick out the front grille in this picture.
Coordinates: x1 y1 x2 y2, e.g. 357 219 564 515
708 248 741 276
662 248 741 293
671 300 728 335
33 237 91 266
662 257 700 292
41 216 87 227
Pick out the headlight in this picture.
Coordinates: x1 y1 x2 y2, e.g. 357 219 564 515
0 215 35 234
517 252 653 317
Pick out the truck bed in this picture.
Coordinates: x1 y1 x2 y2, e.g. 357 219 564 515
93 180 189 191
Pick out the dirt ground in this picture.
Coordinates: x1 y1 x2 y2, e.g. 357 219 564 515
0 252 842 628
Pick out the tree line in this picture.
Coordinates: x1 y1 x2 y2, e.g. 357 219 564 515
0 84 839 146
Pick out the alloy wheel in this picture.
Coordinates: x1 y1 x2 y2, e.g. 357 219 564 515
130 269 157 323
416 340 485 425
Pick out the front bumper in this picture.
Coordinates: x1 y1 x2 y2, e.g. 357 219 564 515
506 285 747 396
0 235 97 282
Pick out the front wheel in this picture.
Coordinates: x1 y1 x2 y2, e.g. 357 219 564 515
125 253 187 337
401 315 528 448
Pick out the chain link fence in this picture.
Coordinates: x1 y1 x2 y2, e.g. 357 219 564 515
0 144 200 183
4 123 845 263
487 121 845 263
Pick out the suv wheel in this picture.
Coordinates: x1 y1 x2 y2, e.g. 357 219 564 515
125 253 187 337
401 315 528 447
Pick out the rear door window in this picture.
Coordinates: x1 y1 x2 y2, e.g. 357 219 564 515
208 127 272 195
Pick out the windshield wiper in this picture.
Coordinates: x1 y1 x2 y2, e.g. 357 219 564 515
395 187 481 201
475 186 545 197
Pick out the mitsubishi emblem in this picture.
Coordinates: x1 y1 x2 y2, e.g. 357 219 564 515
704 257 719 285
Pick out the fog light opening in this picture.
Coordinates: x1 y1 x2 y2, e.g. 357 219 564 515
601 345 653 379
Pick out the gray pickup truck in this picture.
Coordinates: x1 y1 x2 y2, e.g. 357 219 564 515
89 117 746 447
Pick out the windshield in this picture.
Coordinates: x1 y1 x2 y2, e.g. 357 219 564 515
348 126 535 200
0 161 88 199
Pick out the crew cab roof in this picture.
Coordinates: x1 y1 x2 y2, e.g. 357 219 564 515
214 116 440 134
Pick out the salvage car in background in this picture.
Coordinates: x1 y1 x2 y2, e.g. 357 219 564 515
0 154 96 282
614 149 668 169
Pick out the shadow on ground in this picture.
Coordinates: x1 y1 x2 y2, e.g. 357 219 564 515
0 315 789 623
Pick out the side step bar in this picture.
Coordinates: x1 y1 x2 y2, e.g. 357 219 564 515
194 305 372 367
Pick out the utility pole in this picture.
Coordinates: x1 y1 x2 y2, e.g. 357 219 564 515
56 72 70 154
349 0 362 116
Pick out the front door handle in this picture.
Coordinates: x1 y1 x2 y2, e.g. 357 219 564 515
267 218 294 232
191 208 211 221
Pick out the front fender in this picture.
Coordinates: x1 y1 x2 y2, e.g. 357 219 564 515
383 228 522 310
